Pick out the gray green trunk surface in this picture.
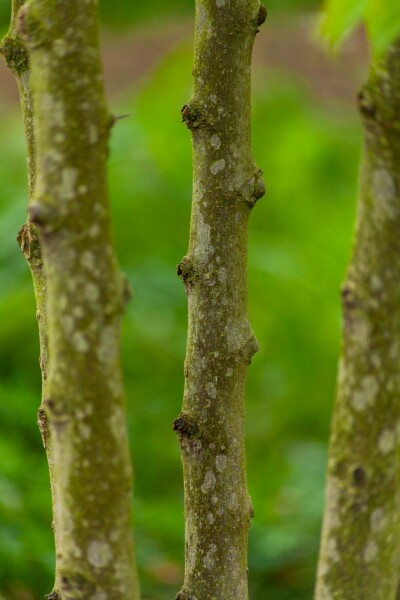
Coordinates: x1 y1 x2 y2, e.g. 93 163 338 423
175 1 266 598
315 38 400 600
3 1 140 598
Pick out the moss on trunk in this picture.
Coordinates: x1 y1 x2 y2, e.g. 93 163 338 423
315 38 400 600
8 0 140 597
175 1 266 598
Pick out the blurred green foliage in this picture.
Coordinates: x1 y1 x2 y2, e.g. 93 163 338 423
0 9 362 600
321 0 400 54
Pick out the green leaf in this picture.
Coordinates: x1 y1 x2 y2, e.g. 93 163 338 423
365 0 400 55
321 0 368 48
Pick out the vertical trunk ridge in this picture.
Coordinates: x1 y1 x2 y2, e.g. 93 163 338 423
315 38 400 600
175 2 266 598
13 1 140 597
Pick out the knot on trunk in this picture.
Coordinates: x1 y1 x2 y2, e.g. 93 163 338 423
173 412 200 440
17 222 42 266
357 87 377 120
181 102 206 130
45 592 61 600
237 333 259 363
0 36 29 74
177 256 198 291
256 3 268 27
240 169 265 207
59 571 96 598
37 406 49 449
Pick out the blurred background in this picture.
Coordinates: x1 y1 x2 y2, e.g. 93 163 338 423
0 0 368 598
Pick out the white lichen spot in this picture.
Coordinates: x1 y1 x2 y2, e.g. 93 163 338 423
73 305 85 319
59 167 78 201
228 492 238 511
203 544 216 569
42 93 65 127
210 134 221 149
326 538 340 563
72 331 89 353
218 267 227 284
198 212 211 261
59 295 68 311
109 407 125 440
97 325 119 364
210 94 217 104
370 274 382 291
378 428 396 454
88 124 98 144
201 470 216 494
109 529 120 542
87 540 112 568
373 168 398 221
216 0 227 7
88 223 101 237
226 367 233 377
316 580 333 600
390 340 400 361
353 319 370 349
62 315 74 335
371 507 388 532
207 513 215 525
363 540 378 562
92 591 107 600
351 375 379 411
210 159 226 174
206 382 217 399
85 281 100 303
53 38 67 57
78 184 88 195
78 422 91 440
54 132 66 144
81 250 96 272
216 454 227 472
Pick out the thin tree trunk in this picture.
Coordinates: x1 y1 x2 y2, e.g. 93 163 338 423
13 1 140 598
1 0 58 578
315 38 400 600
174 2 266 598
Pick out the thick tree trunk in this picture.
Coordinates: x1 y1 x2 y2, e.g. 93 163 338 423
315 38 400 600
12 1 140 598
175 2 266 598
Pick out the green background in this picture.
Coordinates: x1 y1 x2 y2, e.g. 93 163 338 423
0 0 362 598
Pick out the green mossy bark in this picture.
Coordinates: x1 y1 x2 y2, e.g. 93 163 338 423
315 39 400 600
175 1 266 598
14 1 140 598
2 0 59 580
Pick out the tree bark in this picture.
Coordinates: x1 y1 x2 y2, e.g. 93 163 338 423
13 1 140 598
175 2 266 598
1 0 58 579
315 38 400 600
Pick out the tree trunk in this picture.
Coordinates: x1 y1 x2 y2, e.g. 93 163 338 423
175 2 266 598
315 38 400 600
13 1 140 598
1 0 58 581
